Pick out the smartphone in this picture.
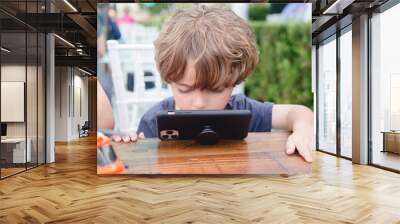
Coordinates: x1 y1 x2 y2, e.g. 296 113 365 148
156 110 251 144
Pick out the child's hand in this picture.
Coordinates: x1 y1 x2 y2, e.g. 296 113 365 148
272 105 314 163
111 132 145 143
285 128 313 163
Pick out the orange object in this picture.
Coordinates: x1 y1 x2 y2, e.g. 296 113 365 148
97 159 125 174
97 133 111 148
97 132 125 174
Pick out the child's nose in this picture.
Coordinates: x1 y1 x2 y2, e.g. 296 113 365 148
191 92 207 110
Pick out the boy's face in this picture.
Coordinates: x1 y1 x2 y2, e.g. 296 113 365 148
170 62 233 110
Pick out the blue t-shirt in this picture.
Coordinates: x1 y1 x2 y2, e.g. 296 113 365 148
137 94 274 138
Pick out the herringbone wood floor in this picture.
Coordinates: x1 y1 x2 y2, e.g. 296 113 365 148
1 135 400 223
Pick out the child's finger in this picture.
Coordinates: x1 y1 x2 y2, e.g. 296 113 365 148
129 133 138 142
111 135 122 142
122 136 131 143
286 138 296 154
297 142 312 163
138 132 145 139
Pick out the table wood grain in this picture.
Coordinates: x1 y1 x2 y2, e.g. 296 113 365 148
112 132 311 176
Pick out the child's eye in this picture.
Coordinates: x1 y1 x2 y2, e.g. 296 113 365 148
178 88 192 93
209 88 225 93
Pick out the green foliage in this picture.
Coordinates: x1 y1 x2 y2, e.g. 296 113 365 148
141 13 169 29
138 3 170 15
248 4 268 21
267 4 287 14
245 21 313 108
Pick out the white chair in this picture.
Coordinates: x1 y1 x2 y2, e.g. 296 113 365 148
107 40 171 132
118 24 159 44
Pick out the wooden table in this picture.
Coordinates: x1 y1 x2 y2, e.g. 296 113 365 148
112 132 311 176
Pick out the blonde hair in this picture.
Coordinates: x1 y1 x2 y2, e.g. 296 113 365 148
154 5 259 91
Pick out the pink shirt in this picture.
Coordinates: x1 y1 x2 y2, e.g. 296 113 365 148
116 15 135 26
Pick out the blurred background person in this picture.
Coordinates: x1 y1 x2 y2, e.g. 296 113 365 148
107 6 121 40
116 6 135 26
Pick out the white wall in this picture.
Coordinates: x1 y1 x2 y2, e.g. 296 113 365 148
55 66 69 141
54 67 89 141
1 63 46 164
1 65 26 140
72 72 89 138
1 65 35 137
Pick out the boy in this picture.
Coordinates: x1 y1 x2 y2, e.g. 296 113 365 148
112 5 314 162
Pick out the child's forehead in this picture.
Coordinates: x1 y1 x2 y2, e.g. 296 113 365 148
171 59 230 90
176 60 197 85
